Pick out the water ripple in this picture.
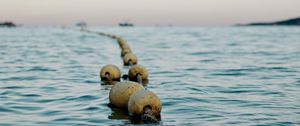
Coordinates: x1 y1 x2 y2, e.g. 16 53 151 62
1 27 300 125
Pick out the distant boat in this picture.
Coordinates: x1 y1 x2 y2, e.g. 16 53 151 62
119 22 134 27
0 21 17 27
76 22 87 27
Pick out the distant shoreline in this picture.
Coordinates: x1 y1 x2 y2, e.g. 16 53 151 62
0 21 17 27
236 17 300 26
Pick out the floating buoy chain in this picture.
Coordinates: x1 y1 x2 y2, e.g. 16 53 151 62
79 28 137 66
80 28 147 84
79 28 161 124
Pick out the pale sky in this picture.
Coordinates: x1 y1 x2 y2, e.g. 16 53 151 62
1 0 300 26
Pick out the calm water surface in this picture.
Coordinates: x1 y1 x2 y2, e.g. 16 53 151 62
0 26 300 125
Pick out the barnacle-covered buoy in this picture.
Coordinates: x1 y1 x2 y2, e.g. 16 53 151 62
128 90 162 123
109 81 144 108
121 48 132 57
128 65 148 84
117 38 130 49
120 43 131 50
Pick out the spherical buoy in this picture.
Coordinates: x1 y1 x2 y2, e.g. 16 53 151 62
100 64 121 81
128 65 148 83
123 53 138 66
121 48 132 57
117 38 130 49
128 90 162 123
117 37 126 44
109 81 144 108
120 43 131 50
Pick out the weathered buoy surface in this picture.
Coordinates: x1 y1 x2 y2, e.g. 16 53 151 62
128 65 148 82
128 90 162 123
121 48 132 57
120 43 131 50
123 53 138 66
109 81 144 108
100 64 121 81
117 38 129 48
117 38 126 45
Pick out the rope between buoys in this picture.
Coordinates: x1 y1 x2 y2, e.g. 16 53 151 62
141 106 159 124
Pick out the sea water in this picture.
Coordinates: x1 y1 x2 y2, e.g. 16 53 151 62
0 26 300 125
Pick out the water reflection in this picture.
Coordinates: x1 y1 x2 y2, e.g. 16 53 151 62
108 105 146 124
100 81 119 85
108 107 128 120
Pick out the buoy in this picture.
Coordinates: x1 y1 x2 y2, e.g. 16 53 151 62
128 65 148 84
117 37 126 45
100 64 121 81
109 81 145 108
121 48 132 57
120 42 131 50
117 38 130 49
123 53 138 66
128 90 162 123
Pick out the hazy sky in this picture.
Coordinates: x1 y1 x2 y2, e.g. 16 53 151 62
1 0 300 26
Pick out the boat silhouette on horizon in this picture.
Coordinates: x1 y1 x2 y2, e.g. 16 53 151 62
119 21 134 27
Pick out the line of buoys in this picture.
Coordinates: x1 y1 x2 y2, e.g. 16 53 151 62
80 28 161 124
113 36 160 123
116 37 138 66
